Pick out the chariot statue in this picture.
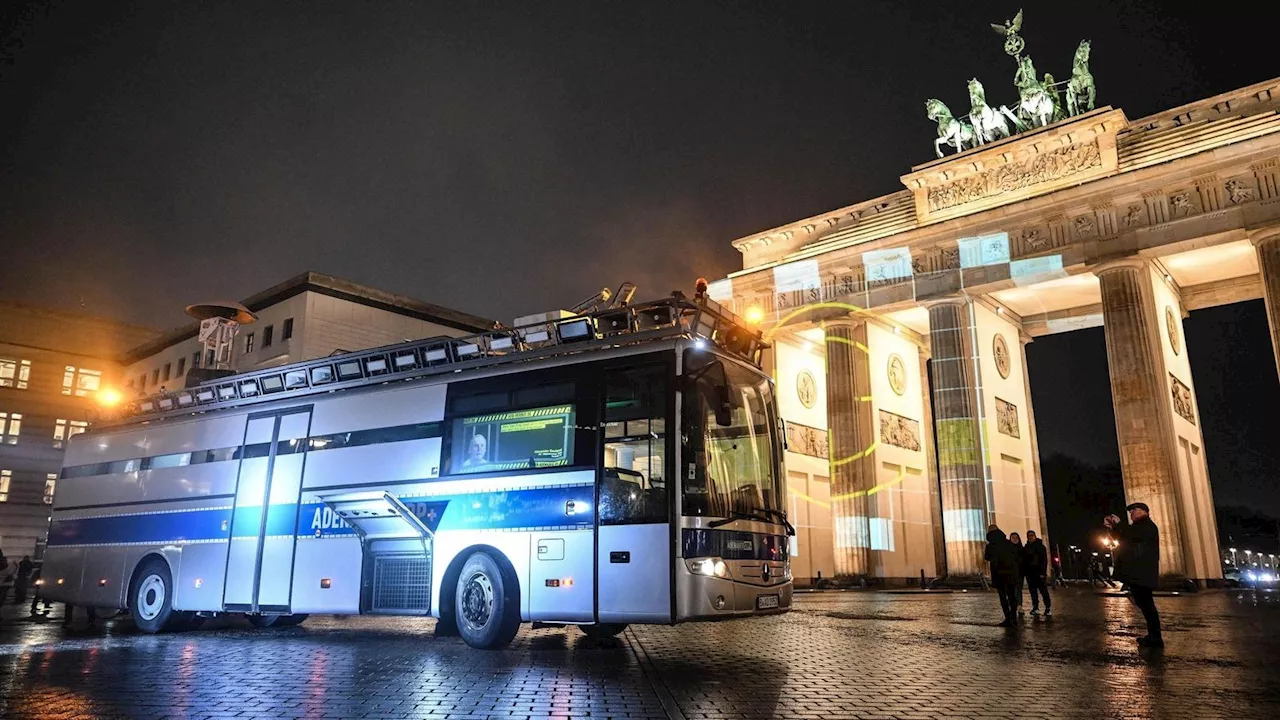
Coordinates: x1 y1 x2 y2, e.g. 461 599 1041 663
1013 56 1055 128
926 98 974 158
967 78 1021 146
1066 39 1096 116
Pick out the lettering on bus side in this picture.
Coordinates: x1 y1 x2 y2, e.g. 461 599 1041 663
311 507 352 532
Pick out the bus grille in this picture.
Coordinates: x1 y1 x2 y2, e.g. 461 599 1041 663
371 556 431 613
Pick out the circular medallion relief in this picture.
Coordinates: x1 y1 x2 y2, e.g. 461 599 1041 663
1166 306 1181 355
796 369 817 409
993 333 1011 379
887 353 908 396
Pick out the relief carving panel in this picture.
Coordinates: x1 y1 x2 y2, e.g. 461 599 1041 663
878 410 921 452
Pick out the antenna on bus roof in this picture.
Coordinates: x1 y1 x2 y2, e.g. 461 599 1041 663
570 282 636 315
183 300 257 387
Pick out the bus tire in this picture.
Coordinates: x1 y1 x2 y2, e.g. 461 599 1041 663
578 623 627 639
247 614 282 628
274 614 309 627
129 557 175 634
455 551 520 650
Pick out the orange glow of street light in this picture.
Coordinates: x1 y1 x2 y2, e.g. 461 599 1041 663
96 388 123 407
745 306 764 325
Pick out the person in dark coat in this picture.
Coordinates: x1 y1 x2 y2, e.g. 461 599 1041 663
1009 532 1026 615
14 556 32 604
1106 502 1163 647
1022 531 1051 615
984 525 1021 627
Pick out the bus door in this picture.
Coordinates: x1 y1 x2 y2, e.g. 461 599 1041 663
223 407 312 613
595 363 673 624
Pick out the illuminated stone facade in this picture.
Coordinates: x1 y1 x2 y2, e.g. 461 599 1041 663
716 77 1280 586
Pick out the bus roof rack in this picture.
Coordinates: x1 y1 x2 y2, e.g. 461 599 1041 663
117 291 765 425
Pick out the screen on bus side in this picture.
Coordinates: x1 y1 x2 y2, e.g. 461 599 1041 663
451 404 575 474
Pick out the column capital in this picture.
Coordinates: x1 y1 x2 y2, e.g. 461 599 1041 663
1250 226 1280 247
921 296 971 310
820 315 868 330
1090 255 1150 277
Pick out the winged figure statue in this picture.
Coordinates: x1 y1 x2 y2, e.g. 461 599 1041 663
990 9 1025 57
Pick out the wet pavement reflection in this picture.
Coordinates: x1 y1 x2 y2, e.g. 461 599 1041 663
1 588 1278 719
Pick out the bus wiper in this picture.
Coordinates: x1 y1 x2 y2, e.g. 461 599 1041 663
707 509 772 528
749 506 796 537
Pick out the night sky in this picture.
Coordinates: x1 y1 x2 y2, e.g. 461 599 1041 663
3 3 1278 515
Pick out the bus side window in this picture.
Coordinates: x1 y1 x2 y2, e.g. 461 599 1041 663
599 365 668 525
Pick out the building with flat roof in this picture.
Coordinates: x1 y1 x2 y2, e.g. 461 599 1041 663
0 302 158 557
120 271 497 395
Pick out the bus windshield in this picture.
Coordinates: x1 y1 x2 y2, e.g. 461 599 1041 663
682 352 781 519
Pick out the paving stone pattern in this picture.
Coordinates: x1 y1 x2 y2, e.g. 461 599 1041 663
0 589 1278 719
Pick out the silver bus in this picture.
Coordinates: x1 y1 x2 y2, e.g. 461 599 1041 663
40 289 792 648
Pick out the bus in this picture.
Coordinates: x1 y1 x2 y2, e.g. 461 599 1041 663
40 288 792 648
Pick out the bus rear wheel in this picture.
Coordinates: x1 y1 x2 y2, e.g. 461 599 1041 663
455 552 520 650
129 558 175 634
578 623 627 639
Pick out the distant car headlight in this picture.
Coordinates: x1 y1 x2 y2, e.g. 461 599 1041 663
686 557 729 578
1246 571 1257 581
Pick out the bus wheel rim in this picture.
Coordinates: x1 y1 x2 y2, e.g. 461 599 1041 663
460 571 494 629
137 574 166 621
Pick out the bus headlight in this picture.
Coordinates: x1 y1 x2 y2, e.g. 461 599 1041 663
686 557 729 578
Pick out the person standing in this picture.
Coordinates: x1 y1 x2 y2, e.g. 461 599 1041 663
985 525 1021 627
1106 502 1163 647
1023 531 1052 616
15 556 33 604
1009 532 1026 616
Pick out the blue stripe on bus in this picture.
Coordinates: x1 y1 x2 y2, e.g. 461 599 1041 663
46 484 594 547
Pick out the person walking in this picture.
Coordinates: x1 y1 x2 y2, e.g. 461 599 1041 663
1051 549 1067 587
985 525 1021 627
14 556 33 604
1106 502 1163 648
1009 532 1026 616
1023 531 1052 616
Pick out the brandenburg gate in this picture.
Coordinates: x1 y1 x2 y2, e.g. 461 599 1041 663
708 22 1279 587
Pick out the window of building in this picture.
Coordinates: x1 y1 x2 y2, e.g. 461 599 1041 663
162 363 172 382
126 378 135 388
44 473 56 504
262 325 274 348
151 369 160 386
0 358 32 389
205 350 215 367
282 318 294 340
53 419 89 448
0 470 10 502
0 412 21 444
138 373 147 388
62 366 102 396
245 333 255 353
192 351 201 369
177 357 186 376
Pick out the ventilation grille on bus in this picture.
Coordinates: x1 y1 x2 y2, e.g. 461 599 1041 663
371 556 431 613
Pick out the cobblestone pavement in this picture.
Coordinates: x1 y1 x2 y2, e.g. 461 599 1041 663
0 588 1278 719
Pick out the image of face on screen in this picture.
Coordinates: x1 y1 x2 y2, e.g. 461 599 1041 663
453 404 575 474
463 433 488 467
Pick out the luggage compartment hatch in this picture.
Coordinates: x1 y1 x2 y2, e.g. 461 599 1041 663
316 490 435 542
316 491 435 615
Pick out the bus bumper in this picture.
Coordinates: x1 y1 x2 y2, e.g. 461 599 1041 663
675 567 793 621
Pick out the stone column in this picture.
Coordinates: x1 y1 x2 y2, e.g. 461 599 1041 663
1254 233 1280 381
824 319 874 579
918 352 947 579
1095 258 1187 578
926 299 989 577
1018 335 1051 558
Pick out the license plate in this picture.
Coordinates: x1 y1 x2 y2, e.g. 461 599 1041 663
756 594 780 610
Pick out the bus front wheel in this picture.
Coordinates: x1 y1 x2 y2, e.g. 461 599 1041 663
455 552 520 650
129 558 175 633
